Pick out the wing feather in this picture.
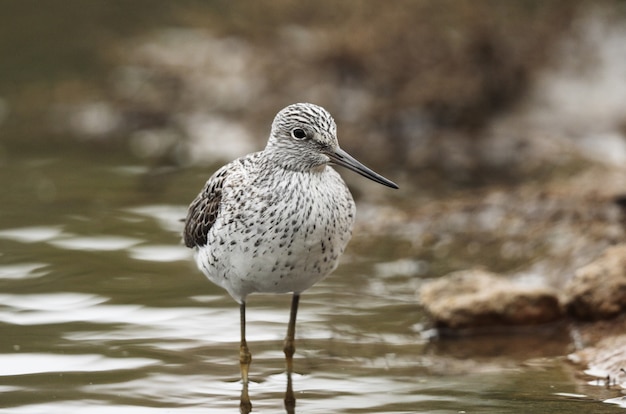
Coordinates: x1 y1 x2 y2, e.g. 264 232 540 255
183 167 229 248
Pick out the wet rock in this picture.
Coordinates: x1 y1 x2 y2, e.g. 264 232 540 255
568 314 626 389
419 269 562 329
565 244 626 320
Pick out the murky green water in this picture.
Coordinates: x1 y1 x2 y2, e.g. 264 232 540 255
0 150 623 413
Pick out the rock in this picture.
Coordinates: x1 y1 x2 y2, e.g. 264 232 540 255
565 244 626 320
419 269 562 329
568 314 626 389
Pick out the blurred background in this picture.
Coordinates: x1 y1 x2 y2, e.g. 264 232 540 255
1 1 626 413
4 0 626 183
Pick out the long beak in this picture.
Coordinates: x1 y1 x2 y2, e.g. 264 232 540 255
327 147 399 189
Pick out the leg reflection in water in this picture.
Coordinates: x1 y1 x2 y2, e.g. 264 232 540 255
240 380 252 414
238 370 296 414
284 369 296 414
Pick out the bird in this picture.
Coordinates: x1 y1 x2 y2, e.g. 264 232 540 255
183 103 398 409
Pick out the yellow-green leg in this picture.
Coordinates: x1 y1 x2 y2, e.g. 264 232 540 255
239 301 252 413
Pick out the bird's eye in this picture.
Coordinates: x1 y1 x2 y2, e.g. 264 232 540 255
291 128 307 140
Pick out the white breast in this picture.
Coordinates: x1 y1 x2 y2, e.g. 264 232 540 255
196 166 355 303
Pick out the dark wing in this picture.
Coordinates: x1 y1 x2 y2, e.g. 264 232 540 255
183 167 230 248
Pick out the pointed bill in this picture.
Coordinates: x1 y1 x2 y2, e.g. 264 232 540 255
327 147 399 189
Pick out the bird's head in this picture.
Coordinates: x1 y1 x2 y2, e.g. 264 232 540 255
266 103 398 189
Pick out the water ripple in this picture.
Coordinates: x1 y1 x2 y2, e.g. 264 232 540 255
3 403 228 414
0 263 49 279
128 245 190 262
0 353 157 376
48 235 142 251
0 292 106 312
0 226 63 243
125 205 187 233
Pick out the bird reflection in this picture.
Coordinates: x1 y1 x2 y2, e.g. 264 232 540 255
239 338 297 414
239 294 300 412
238 362 297 413
240 379 252 413
284 369 296 414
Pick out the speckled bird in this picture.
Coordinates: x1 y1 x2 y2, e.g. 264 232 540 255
183 103 398 391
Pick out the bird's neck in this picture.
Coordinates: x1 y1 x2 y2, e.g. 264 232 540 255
262 147 326 174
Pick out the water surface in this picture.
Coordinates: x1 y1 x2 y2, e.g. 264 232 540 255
0 150 624 413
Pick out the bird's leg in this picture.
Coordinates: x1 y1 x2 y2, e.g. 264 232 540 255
283 294 300 372
283 294 300 411
239 301 252 413
239 301 252 382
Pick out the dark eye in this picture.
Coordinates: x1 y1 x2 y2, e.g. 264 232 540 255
291 128 307 140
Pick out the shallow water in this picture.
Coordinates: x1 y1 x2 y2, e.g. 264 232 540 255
0 150 624 413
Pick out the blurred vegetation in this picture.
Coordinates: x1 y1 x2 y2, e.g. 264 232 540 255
1 0 624 187
196 0 577 129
